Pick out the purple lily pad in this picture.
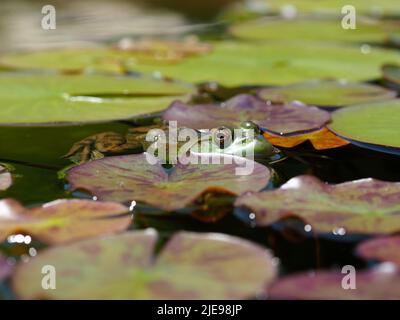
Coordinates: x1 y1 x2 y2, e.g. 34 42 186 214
357 236 400 265
13 229 277 299
235 175 400 235
163 94 331 135
0 165 12 191
67 153 271 211
269 266 400 300
0 255 14 281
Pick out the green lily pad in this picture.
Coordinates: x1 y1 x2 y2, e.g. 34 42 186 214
261 0 400 16
269 267 400 299
328 99 400 152
230 17 394 43
66 153 271 211
0 199 131 244
0 74 192 125
357 236 400 265
382 64 400 86
258 80 396 108
235 175 400 235
130 41 400 86
163 94 330 135
0 165 12 191
12 229 277 299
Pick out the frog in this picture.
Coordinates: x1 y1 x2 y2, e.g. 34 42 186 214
64 120 282 164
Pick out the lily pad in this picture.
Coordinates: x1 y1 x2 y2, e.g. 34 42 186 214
382 64 400 86
0 165 12 191
0 255 14 282
12 229 277 299
129 41 400 86
66 153 271 211
163 94 331 135
258 81 396 108
357 236 400 265
263 128 350 150
269 267 400 299
0 199 131 244
0 74 192 125
230 17 394 43
328 99 400 153
235 175 400 234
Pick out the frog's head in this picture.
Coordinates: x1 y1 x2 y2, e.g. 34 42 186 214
195 121 278 159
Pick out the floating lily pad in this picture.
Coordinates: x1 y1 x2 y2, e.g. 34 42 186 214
163 94 330 135
230 18 394 43
0 74 192 125
12 229 277 299
0 199 131 244
0 255 14 281
67 153 270 211
259 81 396 108
328 100 400 153
261 0 400 16
382 64 400 86
357 236 400 265
235 175 400 234
130 41 400 86
269 267 400 299
263 128 350 150
0 165 12 191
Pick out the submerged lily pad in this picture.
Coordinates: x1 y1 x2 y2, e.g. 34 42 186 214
0 165 12 191
328 100 400 153
0 74 192 125
235 175 400 235
230 18 394 43
12 229 277 299
263 128 350 150
67 153 270 211
269 267 400 299
130 41 400 86
259 81 396 108
357 236 400 265
163 94 330 135
382 64 400 86
0 199 131 244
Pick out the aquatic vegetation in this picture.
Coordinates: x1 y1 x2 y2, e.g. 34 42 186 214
0 165 12 191
12 229 277 299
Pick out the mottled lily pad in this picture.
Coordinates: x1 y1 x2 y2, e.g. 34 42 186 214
259 81 396 108
230 18 394 43
163 94 330 135
0 74 192 125
129 41 400 86
12 229 277 299
235 175 400 234
357 236 400 265
263 128 350 150
269 267 400 299
67 153 271 211
0 199 131 244
328 100 400 153
0 165 12 191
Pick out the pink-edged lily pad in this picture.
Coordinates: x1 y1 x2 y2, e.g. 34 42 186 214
0 165 12 191
12 229 277 299
163 94 331 135
66 153 271 211
269 266 400 300
0 198 131 244
0 255 14 281
357 236 400 265
235 175 400 235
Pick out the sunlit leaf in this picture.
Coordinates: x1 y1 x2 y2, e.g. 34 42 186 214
0 199 131 244
235 175 400 235
13 229 277 299
67 153 271 211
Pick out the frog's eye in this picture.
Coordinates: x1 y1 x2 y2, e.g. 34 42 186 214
212 126 232 149
240 121 260 134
